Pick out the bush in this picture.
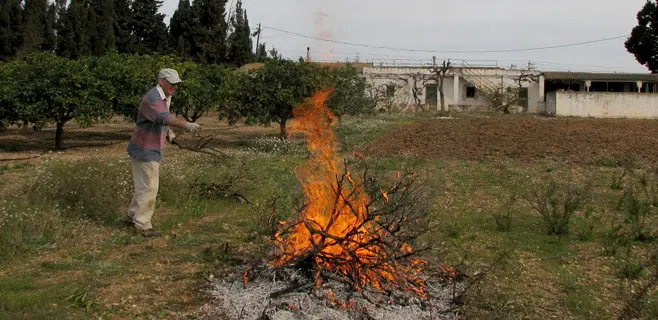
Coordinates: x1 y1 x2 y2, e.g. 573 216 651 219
26 159 133 223
526 180 591 235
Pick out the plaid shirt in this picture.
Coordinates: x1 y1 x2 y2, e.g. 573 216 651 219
127 85 175 162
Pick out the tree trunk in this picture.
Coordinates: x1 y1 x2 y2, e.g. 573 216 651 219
55 121 66 149
439 79 446 112
279 120 288 140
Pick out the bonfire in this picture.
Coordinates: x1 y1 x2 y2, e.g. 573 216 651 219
269 88 428 298
206 89 463 320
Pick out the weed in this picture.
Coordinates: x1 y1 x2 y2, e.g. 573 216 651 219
0 198 61 260
611 172 625 190
576 207 597 241
602 221 629 257
492 193 517 232
526 180 591 236
246 135 306 155
25 158 133 223
64 289 96 312
618 183 655 242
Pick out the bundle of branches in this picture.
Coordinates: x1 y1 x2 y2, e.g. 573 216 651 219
170 131 228 160
269 161 432 301
171 131 251 203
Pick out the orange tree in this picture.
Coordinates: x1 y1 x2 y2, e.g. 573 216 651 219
6 53 114 149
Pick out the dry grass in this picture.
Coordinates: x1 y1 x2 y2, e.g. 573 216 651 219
0 113 656 319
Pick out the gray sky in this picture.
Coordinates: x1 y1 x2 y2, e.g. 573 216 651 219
160 0 650 73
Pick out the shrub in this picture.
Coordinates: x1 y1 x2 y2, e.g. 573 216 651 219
526 180 592 236
26 158 133 223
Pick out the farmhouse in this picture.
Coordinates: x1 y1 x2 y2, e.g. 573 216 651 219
543 71 658 118
363 64 658 118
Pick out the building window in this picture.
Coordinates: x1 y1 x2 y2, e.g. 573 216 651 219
386 84 396 97
466 86 476 98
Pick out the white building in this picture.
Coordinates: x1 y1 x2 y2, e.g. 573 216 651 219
363 64 658 118
363 65 543 113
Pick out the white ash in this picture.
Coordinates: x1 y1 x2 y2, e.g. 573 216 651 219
206 265 464 320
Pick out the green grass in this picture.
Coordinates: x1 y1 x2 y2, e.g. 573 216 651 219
0 113 657 319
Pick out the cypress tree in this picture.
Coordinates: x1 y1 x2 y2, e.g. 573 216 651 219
227 0 253 66
0 0 24 59
21 0 49 53
193 0 228 63
113 0 132 53
169 0 196 59
131 0 169 54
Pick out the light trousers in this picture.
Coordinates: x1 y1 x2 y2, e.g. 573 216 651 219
127 157 160 231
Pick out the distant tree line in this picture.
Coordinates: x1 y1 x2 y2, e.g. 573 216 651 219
0 0 270 65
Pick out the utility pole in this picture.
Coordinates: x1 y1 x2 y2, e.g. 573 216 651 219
252 23 262 60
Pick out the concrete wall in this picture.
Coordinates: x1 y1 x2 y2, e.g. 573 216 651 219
551 91 658 118
363 66 543 112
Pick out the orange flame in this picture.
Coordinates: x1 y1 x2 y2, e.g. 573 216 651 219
270 88 427 298
242 270 249 286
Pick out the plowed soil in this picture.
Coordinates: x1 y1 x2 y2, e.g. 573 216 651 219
362 117 658 163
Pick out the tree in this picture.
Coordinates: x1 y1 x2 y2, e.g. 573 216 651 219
56 0 92 58
325 65 376 117
233 59 322 139
93 53 175 120
268 46 282 60
42 2 58 51
130 0 169 55
89 0 116 55
626 1 658 73
0 0 23 59
255 42 267 61
113 0 132 53
481 70 536 114
409 73 431 111
171 62 233 122
193 0 229 63
10 53 114 149
429 59 451 112
227 0 253 66
0 59 22 127
20 0 49 54
169 0 197 59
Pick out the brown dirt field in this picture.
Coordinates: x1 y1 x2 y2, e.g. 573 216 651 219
361 117 658 164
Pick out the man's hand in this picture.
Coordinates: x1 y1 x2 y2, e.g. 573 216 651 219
166 129 177 142
185 122 200 133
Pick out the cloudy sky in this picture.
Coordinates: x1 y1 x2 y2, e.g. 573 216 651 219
160 0 650 73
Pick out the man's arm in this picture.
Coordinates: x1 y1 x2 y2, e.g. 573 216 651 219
170 118 200 132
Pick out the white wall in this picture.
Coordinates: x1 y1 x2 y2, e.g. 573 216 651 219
363 66 543 112
553 91 658 118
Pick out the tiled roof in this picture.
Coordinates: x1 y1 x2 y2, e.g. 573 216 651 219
543 71 658 82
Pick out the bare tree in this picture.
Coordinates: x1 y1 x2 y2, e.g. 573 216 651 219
409 73 431 112
429 58 452 112
482 69 537 114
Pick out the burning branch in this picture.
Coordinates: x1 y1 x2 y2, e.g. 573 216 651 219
268 88 432 302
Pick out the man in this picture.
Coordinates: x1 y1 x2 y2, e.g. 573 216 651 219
125 68 200 237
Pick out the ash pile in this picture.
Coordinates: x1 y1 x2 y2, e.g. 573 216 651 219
209 264 465 320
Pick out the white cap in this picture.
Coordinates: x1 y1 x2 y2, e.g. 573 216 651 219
158 68 183 84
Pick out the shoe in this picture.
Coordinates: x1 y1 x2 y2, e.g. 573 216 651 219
135 228 161 238
121 216 134 227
